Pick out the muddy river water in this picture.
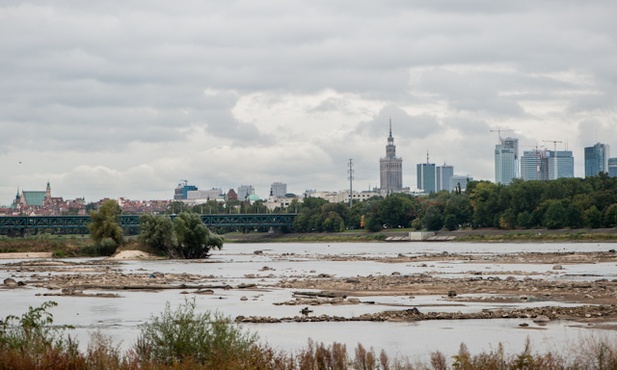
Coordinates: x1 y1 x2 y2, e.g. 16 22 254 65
2 241 617 363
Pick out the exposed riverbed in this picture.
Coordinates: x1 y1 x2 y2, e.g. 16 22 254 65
1 241 617 362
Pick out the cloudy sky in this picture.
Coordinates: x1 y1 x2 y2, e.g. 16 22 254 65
1 1 616 204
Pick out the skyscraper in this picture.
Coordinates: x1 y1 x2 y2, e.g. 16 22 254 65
379 121 403 193
547 150 574 179
494 137 518 185
609 158 617 178
417 152 436 193
436 163 454 192
270 182 287 197
521 149 548 181
585 143 610 177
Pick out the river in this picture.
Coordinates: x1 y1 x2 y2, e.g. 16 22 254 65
1 241 616 363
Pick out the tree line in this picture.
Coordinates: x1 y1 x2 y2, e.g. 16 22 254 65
290 174 617 232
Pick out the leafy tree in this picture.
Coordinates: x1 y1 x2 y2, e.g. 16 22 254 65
585 206 603 228
565 203 584 228
88 199 123 246
166 201 190 215
422 205 443 231
444 214 458 231
139 214 176 253
172 212 223 259
377 193 417 228
603 204 617 228
517 211 533 229
543 200 567 229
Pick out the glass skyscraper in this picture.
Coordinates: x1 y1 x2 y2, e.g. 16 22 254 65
436 164 454 192
584 143 610 177
608 158 617 178
495 137 518 185
417 162 436 193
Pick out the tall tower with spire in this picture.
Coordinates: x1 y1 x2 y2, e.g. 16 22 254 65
379 120 403 193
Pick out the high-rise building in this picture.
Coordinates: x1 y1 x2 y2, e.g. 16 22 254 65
417 154 436 193
436 163 454 192
379 121 403 193
237 185 255 200
495 137 518 185
449 175 473 192
174 182 198 200
585 143 610 177
547 150 574 179
521 149 548 181
521 149 573 181
608 158 617 178
270 182 287 197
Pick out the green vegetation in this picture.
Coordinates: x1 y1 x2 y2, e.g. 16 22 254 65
2 301 617 369
140 212 223 258
87 199 124 247
288 175 617 233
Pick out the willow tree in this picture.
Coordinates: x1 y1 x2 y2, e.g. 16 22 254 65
88 199 123 246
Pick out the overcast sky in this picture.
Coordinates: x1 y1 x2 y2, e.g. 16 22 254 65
1 1 616 204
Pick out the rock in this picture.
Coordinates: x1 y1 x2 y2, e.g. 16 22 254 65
533 315 550 323
300 307 313 316
348 298 361 304
447 290 457 298
552 265 563 270
391 271 401 276
3 278 17 286
317 273 332 278
519 323 529 327
240 296 248 301
253 250 263 255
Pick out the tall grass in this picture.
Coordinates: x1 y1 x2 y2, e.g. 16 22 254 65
2 301 617 369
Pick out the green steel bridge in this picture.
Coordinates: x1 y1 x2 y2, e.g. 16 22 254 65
0 214 296 236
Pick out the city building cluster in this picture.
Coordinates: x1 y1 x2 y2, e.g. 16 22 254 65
494 136 616 185
2 123 615 216
0 182 170 216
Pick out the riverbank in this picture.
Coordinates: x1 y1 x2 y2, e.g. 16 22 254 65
224 227 617 243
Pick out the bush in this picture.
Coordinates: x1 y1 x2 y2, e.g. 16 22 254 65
133 298 259 367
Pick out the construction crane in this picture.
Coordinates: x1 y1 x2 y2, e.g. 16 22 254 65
542 140 563 152
489 128 515 142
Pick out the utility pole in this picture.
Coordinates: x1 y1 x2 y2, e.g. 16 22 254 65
348 159 354 209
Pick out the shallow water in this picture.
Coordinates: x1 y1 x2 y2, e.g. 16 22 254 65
1 241 616 362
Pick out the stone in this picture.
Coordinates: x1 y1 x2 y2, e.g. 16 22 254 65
553 265 563 270
533 315 550 323
447 290 457 298
3 278 17 286
240 296 248 301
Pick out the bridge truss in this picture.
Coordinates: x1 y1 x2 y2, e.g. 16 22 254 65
0 214 296 236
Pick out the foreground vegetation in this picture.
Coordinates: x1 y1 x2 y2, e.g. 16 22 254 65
2 300 617 370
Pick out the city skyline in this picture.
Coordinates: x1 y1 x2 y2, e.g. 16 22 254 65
1 2 617 204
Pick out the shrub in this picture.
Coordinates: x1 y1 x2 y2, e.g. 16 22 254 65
133 298 259 367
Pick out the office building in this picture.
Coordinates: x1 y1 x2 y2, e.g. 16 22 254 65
609 158 617 178
585 143 610 177
237 185 255 200
449 175 473 192
379 121 403 193
436 163 454 192
417 160 436 193
174 182 198 200
547 150 574 179
495 137 518 185
521 149 548 181
270 182 287 197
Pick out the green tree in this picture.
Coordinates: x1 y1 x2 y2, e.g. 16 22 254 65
422 205 443 231
603 204 617 228
139 214 176 253
88 199 123 246
377 193 417 228
543 200 566 229
172 212 223 259
585 206 603 228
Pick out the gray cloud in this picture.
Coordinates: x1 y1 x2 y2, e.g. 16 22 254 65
1 1 616 202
